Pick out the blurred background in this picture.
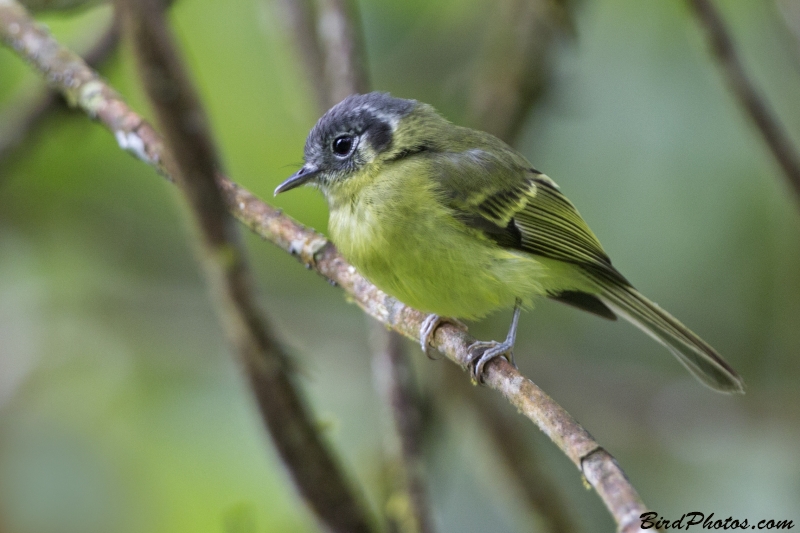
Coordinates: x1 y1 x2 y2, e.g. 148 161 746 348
1 0 799 531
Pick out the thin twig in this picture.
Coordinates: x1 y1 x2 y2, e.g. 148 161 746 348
0 3 651 530
371 326 436 533
119 1 374 531
687 0 800 201
0 8 118 164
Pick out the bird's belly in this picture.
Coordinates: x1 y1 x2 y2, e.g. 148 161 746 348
329 204 548 319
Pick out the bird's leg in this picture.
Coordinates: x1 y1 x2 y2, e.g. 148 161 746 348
467 299 521 382
419 314 468 359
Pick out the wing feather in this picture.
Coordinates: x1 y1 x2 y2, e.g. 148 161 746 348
421 147 743 391
429 150 627 286
426 148 626 318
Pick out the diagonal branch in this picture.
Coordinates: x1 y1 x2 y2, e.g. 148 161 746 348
442 364 577 533
111 1 375 532
687 0 800 201
0 3 650 531
0 7 118 164
1 1 376 531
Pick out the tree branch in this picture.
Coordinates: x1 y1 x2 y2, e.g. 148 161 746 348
442 364 577 533
315 0 368 103
303 0 435 527
0 3 651 530
114 1 375 531
467 0 572 142
0 6 118 163
464 2 580 526
273 0 329 113
275 0 368 111
371 326 436 533
279 0 435 528
687 0 800 201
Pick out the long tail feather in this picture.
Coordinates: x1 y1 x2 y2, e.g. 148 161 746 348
597 284 744 394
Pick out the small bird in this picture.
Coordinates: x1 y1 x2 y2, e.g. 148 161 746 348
275 92 744 393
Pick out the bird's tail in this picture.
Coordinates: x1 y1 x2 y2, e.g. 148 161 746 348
596 283 744 394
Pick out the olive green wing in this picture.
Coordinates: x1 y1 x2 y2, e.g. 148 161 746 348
427 148 627 318
507 177 622 278
428 149 744 392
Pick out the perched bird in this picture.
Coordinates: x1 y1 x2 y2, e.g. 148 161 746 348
275 92 744 393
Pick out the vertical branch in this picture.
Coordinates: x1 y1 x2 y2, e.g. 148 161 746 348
687 0 800 201
315 0 369 103
371 325 436 533
114 0 375 531
303 0 436 527
458 1 580 529
282 0 433 527
467 0 572 142
272 0 329 113
276 0 368 111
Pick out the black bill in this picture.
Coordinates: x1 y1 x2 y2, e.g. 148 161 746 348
274 165 320 195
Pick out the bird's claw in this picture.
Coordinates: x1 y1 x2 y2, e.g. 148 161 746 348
466 339 516 383
419 315 468 359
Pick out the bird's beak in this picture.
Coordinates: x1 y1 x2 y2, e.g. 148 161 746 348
274 164 320 196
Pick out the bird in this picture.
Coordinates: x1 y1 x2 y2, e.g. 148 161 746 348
274 92 744 393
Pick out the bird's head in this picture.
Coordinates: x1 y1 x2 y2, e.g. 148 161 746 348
275 92 442 197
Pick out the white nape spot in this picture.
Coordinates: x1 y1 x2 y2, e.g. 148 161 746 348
353 103 400 132
374 111 400 131
114 131 150 163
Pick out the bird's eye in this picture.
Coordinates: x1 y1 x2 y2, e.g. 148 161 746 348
332 135 355 157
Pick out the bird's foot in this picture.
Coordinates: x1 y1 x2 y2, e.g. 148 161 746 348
466 339 516 383
419 314 468 359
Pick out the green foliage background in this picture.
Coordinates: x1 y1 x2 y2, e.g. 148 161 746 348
1 0 799 531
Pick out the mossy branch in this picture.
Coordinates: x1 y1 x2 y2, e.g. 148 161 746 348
0 2 650 530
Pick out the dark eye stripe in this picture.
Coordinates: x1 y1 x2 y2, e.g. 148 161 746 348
367 119 392 152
